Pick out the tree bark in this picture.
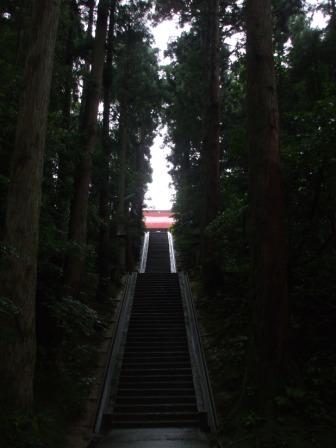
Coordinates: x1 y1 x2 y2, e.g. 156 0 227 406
56 0 78 233
0 0 61 412
246 0 288 403
97 0 117 300
86 0 95 43
79 0 95 123
128 129 146 270
200 0 221 290
116 102 129 273
64 0 109 297
201 0 220 225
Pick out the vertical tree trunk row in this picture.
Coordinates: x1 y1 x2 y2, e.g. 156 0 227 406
200 0 221 290
56 0 78 233
246 0 288 401
0 0 61 411
202 0 221 226
116 102 129 273
64 0 110 297
97 0 117 299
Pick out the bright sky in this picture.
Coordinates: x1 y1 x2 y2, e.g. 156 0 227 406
144 19 183 210
145 129 175 210
144 4 328 210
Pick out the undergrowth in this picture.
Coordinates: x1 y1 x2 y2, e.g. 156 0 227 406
197 278 336 448
0 277 120 448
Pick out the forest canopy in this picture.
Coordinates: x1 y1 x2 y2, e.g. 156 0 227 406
0 0 335 447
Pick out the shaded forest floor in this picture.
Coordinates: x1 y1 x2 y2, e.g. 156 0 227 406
0 277 122 448
1 269 335 448
197 275 336 448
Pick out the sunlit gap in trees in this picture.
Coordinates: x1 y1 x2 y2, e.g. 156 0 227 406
144 1 327 212
144 8 246 210
144 17 187 211
306 0 330 28
281 1 328 60
145 128 175 210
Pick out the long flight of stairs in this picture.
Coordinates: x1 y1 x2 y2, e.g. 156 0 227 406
145 231 171 273
105 231 205 429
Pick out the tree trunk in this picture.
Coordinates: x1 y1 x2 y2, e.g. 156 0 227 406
128 130 146 270
200 0 220 290
64 0 109 297
202 0 220 225
326 1 336 85
78 0 95 123
246 0 288 404
97 0 117 300
0 0 61 412
56 0 78 233
116 102 128 273
15 0 33 65
86 0 95 43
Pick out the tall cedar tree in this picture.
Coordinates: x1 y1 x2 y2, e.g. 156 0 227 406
116 101 129 272
201 0 220 224
56 0 81 233
200 0 221 289
246 0 288 402
64 0 110 297
0 0 61 411
97 0 117 299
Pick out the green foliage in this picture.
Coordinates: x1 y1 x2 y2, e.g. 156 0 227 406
0 1 162 446
1 1 336 447
199 291 250 423
0 406 66 448
205 195 248 275
0 296 22 343
45 297 103 338
0 296 21 317
165 25 249 288
0 413 46 448
0 13 22 228
165 3 336 447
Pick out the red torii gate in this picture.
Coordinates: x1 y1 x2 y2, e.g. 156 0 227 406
143 210 175 229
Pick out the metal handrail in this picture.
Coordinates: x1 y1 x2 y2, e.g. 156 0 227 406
179 272 218 432
139 231 149 273
167 231 177 273
93 272 137 433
